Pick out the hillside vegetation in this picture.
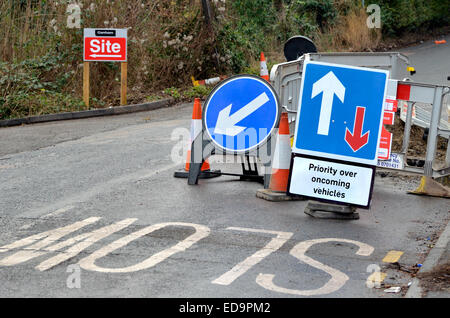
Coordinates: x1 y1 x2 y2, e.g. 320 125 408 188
0 0 449 119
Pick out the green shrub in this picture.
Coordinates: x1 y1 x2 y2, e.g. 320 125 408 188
290 0 338 31
163 87 181 100
183 85 213 99
0 50 84 119
0 90 85 120
215 0 278 69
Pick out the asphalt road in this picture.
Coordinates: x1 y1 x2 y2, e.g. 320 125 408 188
0 36 449 299
399 34 450 85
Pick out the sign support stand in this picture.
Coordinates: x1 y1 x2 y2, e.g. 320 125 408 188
240 156 263 183
187 137 214 186
187 133 274 189
304 202 359 220
121 62 127 106
83 61 90 109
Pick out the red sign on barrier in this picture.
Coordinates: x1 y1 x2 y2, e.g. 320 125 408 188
378 110 395 160
384 98 398 112
378 125 393 160
383 111 395 125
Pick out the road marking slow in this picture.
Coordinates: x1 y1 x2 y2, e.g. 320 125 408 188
0 218 380 296
212 227 293 286
1 220 210 273
0 217 101 264
256 238 374 296
36 218 137 271
79 222 210 273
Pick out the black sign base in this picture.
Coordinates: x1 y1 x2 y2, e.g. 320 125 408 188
304 201 359 220
174 169 221 179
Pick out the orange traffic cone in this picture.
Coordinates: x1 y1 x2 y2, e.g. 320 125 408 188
269 113 291 192
186 98 209 171
260 52 269 81
174 98 221 179
256 113 303 201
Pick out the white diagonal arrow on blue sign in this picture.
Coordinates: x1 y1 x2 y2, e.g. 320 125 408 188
214 92 270 136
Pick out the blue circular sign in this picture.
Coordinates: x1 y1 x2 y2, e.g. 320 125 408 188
204 75 280 153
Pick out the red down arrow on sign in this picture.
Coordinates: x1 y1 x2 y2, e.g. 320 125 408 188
345 106 370 152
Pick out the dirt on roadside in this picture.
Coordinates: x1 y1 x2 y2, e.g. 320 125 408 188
417 263 450 293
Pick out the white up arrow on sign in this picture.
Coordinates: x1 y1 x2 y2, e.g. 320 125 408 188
311 71 345 136
214 92 269 136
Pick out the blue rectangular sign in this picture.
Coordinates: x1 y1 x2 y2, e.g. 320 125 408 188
292 61 388 165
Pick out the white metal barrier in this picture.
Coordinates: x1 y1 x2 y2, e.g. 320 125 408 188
395 81 450 177
399 96 450 132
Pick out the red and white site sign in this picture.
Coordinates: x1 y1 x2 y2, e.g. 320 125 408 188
84 28 127 62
